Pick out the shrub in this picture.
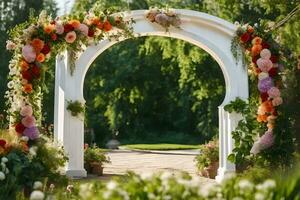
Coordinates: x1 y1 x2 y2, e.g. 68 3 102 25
84 144 110 172
195 138 218 172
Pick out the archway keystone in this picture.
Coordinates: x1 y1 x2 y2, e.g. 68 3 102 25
54 9 248 180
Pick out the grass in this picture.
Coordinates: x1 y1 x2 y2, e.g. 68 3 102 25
120 143 201 151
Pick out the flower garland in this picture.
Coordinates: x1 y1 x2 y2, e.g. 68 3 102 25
145 8 181 31
4 10 134 150
232 23 284 155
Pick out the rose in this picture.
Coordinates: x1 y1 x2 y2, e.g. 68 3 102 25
267 87 280 98
20 105 33 116
240 32 251 43
22 115 36 128
22 45 36 63
77 23 89 36
65 31 77 43
23 126 39 140
256 58 273 72
258 77 273 93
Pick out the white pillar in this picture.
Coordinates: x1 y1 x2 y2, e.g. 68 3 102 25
216 106 242 182
55 52 87 178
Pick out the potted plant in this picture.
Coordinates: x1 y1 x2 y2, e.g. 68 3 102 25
84 144 110 176
195 138 219 178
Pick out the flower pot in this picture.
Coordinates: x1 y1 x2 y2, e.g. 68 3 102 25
90 162 103 176
205 161 219 179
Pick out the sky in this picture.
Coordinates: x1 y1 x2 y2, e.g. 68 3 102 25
55 0 75 16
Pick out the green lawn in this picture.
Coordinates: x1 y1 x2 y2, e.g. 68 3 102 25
120 143 201 151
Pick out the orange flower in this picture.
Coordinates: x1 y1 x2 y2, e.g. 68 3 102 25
20 60 30 71
261 100 274 113
23 83 33 93
44 24 55 34
31 38 45 52
251 44 262 56
20 141 29 152
36 53 45 63
267 123 274 130
252 37 262 45
92 17 100 25
247 25 254 33
103 21 112 32
257 114 268 123
69 19 81 28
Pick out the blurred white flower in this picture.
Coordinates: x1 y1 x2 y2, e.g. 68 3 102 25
29 146 38 157
66 184 74 193
6 40 16 50
140 172 153 180
21 136 29 142
161 171 172 181
107 181 117 190
1 157 8 163
30 190 45 200
255 192 265 200
238 179 253 190
0 171 6 180
33 181 43 190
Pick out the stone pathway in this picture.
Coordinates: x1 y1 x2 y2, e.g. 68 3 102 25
103 149 201 176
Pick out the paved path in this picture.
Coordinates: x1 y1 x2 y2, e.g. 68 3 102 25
103 149 200 176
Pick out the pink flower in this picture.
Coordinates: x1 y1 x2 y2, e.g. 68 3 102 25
6 40 16 50
260 131 274 149
260 49 271 59
23 126 39 140
258 72 269 80
77 23 89 36
55 22 64 34
20 105 33 117
21 115 36 128
267 87 281 98
272 97 283 106
22 45 36 63
65 31 77 43
256 58 273 72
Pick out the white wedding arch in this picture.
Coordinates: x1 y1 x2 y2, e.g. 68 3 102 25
54 9 248 181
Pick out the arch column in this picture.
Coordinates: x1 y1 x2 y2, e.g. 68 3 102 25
54 52 87 178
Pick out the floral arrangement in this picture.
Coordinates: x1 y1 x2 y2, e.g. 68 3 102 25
26 168 300 200
145 8 181 31
66 100 85 117
195 138 219 177
231 23 284 155
5 9 134 146
84 144 110 173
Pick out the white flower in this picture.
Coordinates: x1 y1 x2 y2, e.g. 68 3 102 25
66 184 74 193
161 171 172 181
79 183 92 199
140 171 153 180
260 179 276 190
20 136 29 142
258 72 269 80
238 179 253 190
29 146 38 157
30 190 45 200
33 181 43 190
107 180 117 190
0 171 6 180
6 40 16 50
1 157 8 163
255 192 265 200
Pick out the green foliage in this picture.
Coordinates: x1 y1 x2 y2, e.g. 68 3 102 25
0 132 68 199
195 138 218 171
67 100 85 117
84 145 110 165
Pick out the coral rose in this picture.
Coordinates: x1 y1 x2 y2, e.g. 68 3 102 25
44 24 55 34
22 45 36 63
261 100 273 113
252 36 262 45
31 38 45 52
103 21 112 32
22 115 36 128
36 53 45 63
20 105 33 116
272 97 283 106
69 20 81 28
20 60 30 71
251 44 262 56
65 31 77 43
23 83 33 93
257 114 267 123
